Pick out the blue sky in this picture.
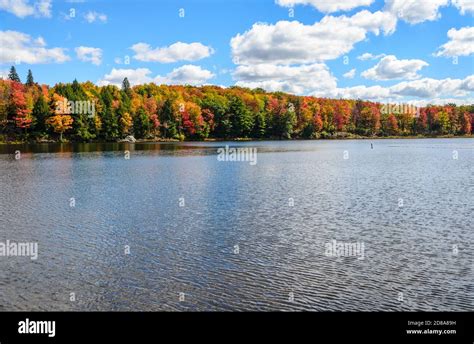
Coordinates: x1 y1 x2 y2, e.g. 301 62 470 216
0 0 473 105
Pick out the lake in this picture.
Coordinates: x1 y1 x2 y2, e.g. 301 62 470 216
0 139 473 311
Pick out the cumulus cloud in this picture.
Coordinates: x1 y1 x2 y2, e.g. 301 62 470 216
461 74 474 91
75 46 102 65
0 0 51 18
98 68 153 86
357 52 386 60
347 9 397 35
275 0 374 13
406 97 474 107
155 65 215 85
233 63 337 94
452 0 474 15
330 85 391 101
84 11 107 23
329 75 474 102
435 26 474 57
98 65 215 87
131 42 214 63
391 76 473 98
343 68 356 79
0 30 69 64
230 10 397 65
385 0 449 24
361 55 428 80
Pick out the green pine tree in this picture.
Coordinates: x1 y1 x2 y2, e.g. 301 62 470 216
133 108 151 139
228 96 253 138
122 77 131 95
32 95 49 134
26 69 34 86
8 66 21 83
159 99 177 138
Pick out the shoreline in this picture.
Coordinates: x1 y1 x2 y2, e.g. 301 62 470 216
1 135 473 145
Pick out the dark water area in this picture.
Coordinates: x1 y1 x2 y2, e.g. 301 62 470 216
0 139 473 311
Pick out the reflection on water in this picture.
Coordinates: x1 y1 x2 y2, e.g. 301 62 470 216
0 139 473 311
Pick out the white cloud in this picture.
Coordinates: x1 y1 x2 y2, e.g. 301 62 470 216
98 68 153 86
75 46 102 65
391 76 473 98
347 9 397 35
361 55 428 80
233 63 337 94
330 85 391 101
35 0 51 17
155 65 215 85
131 42 214 63
385 0 449 24
461 74 474 90
0 0 33 17
452 0 474 15
0 30 69 64
275 0 374 13
406 97 474 107
343 68 356 79
435 26 474 57
0 0 51 18
230 10 396 65
329 75 474 102
98 65 215 87
84 11 107 23
357 52 386 60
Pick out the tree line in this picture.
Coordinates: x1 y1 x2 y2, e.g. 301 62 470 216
1 66 472 142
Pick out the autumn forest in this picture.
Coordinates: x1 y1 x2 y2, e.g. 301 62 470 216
1 66 473 143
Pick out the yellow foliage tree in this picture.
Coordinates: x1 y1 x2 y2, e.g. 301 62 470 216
47 114 73 141
120 112 132 135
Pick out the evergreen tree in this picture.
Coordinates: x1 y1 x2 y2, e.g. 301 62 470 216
68 79 93 140
201 94 229 138
159 99 177 138
280 108 296 139
133 108 151 139
228 96 253 138
32 95 49 133
71 79 87 100
98 86 119 140
26 69 34 86
102 107 119 140
8 66 21 83
252 111 266 138
122 78 131 96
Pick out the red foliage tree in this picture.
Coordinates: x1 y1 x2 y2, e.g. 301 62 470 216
313 114 323 132
385 114 399 135
416 109 428 133
460 112 471 135
334 100 351 131
11 82 33 129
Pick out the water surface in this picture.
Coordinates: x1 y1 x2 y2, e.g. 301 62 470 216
0 139 473 311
